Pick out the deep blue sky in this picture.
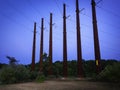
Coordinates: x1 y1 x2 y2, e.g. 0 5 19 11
0 0 120 64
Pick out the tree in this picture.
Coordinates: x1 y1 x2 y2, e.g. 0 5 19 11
6 56 18 66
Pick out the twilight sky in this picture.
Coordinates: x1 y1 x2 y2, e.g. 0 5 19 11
0 0 120 64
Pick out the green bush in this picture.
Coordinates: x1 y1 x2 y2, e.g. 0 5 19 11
96 62 120 82
14 65 30 82
0 65 31 84
36 74 45 83
0 66 16 84
30 71 39 80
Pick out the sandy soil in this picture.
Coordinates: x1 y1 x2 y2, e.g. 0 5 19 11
0 80 120 90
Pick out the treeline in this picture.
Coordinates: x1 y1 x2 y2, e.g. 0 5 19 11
29 59 118 77
0 58 120 84
0 59 119 77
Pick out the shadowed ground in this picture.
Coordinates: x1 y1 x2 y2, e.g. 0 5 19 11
0 80 120 90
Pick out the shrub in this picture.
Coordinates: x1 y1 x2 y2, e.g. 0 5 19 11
30 71 39 80
96 62 120 82
36 74 45 83
0 66 16 84
14 65 30 82
0 65 31 84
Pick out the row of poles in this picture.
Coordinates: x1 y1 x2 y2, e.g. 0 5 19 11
31 0 101 77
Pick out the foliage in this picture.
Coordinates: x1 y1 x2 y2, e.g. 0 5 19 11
101 59 118 70
42 58 49 77
30 71 39 80
0 56 119 84
35 74 45 83
34 59 118 78
83 60 96 77
96 62 120 82
0 63 7 69
0 66 16 84
68 60 77 76
53 61 63 77
14 65 30 82
6 56 18 66
0 65 31 84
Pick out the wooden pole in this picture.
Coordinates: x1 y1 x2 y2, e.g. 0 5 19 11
31 22 36 71
76 0 83 77
63 3 68 77
39 18 44 72
91 0 101 73
48 13 53 75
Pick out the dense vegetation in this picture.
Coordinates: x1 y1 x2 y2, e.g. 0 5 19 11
96 62 120 82
0 55 120 84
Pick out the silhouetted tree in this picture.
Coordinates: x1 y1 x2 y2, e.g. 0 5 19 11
6 56 18 66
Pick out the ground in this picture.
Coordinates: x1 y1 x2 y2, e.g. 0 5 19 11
0 79 120 90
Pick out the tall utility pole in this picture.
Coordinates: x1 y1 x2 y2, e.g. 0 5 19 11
48 13 53 75
39 18 44 72
63 3 68 77
91 0 101 73
31 22 36 71
76 0 83 77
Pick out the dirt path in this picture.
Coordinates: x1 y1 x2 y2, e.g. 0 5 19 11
0 80 120 90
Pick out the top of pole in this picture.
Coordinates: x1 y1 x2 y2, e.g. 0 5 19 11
34 22 36 28
63 3 66 6
76 0 79 12
50 13 52 16
91 0 96 6
63 3 66 17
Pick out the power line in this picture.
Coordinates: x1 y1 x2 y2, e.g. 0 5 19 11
26 0 42 16
2 0 43 35
54 0 63 16
65 3 120 33
0 9 42 36
66 6 120 40
2 0 119 61
5 0 52 35
67 15 120 39
5 0 34 23
52 22 120 54
0 11 32 32
26 0 50 25
80 10 120 32
96 5 120 18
